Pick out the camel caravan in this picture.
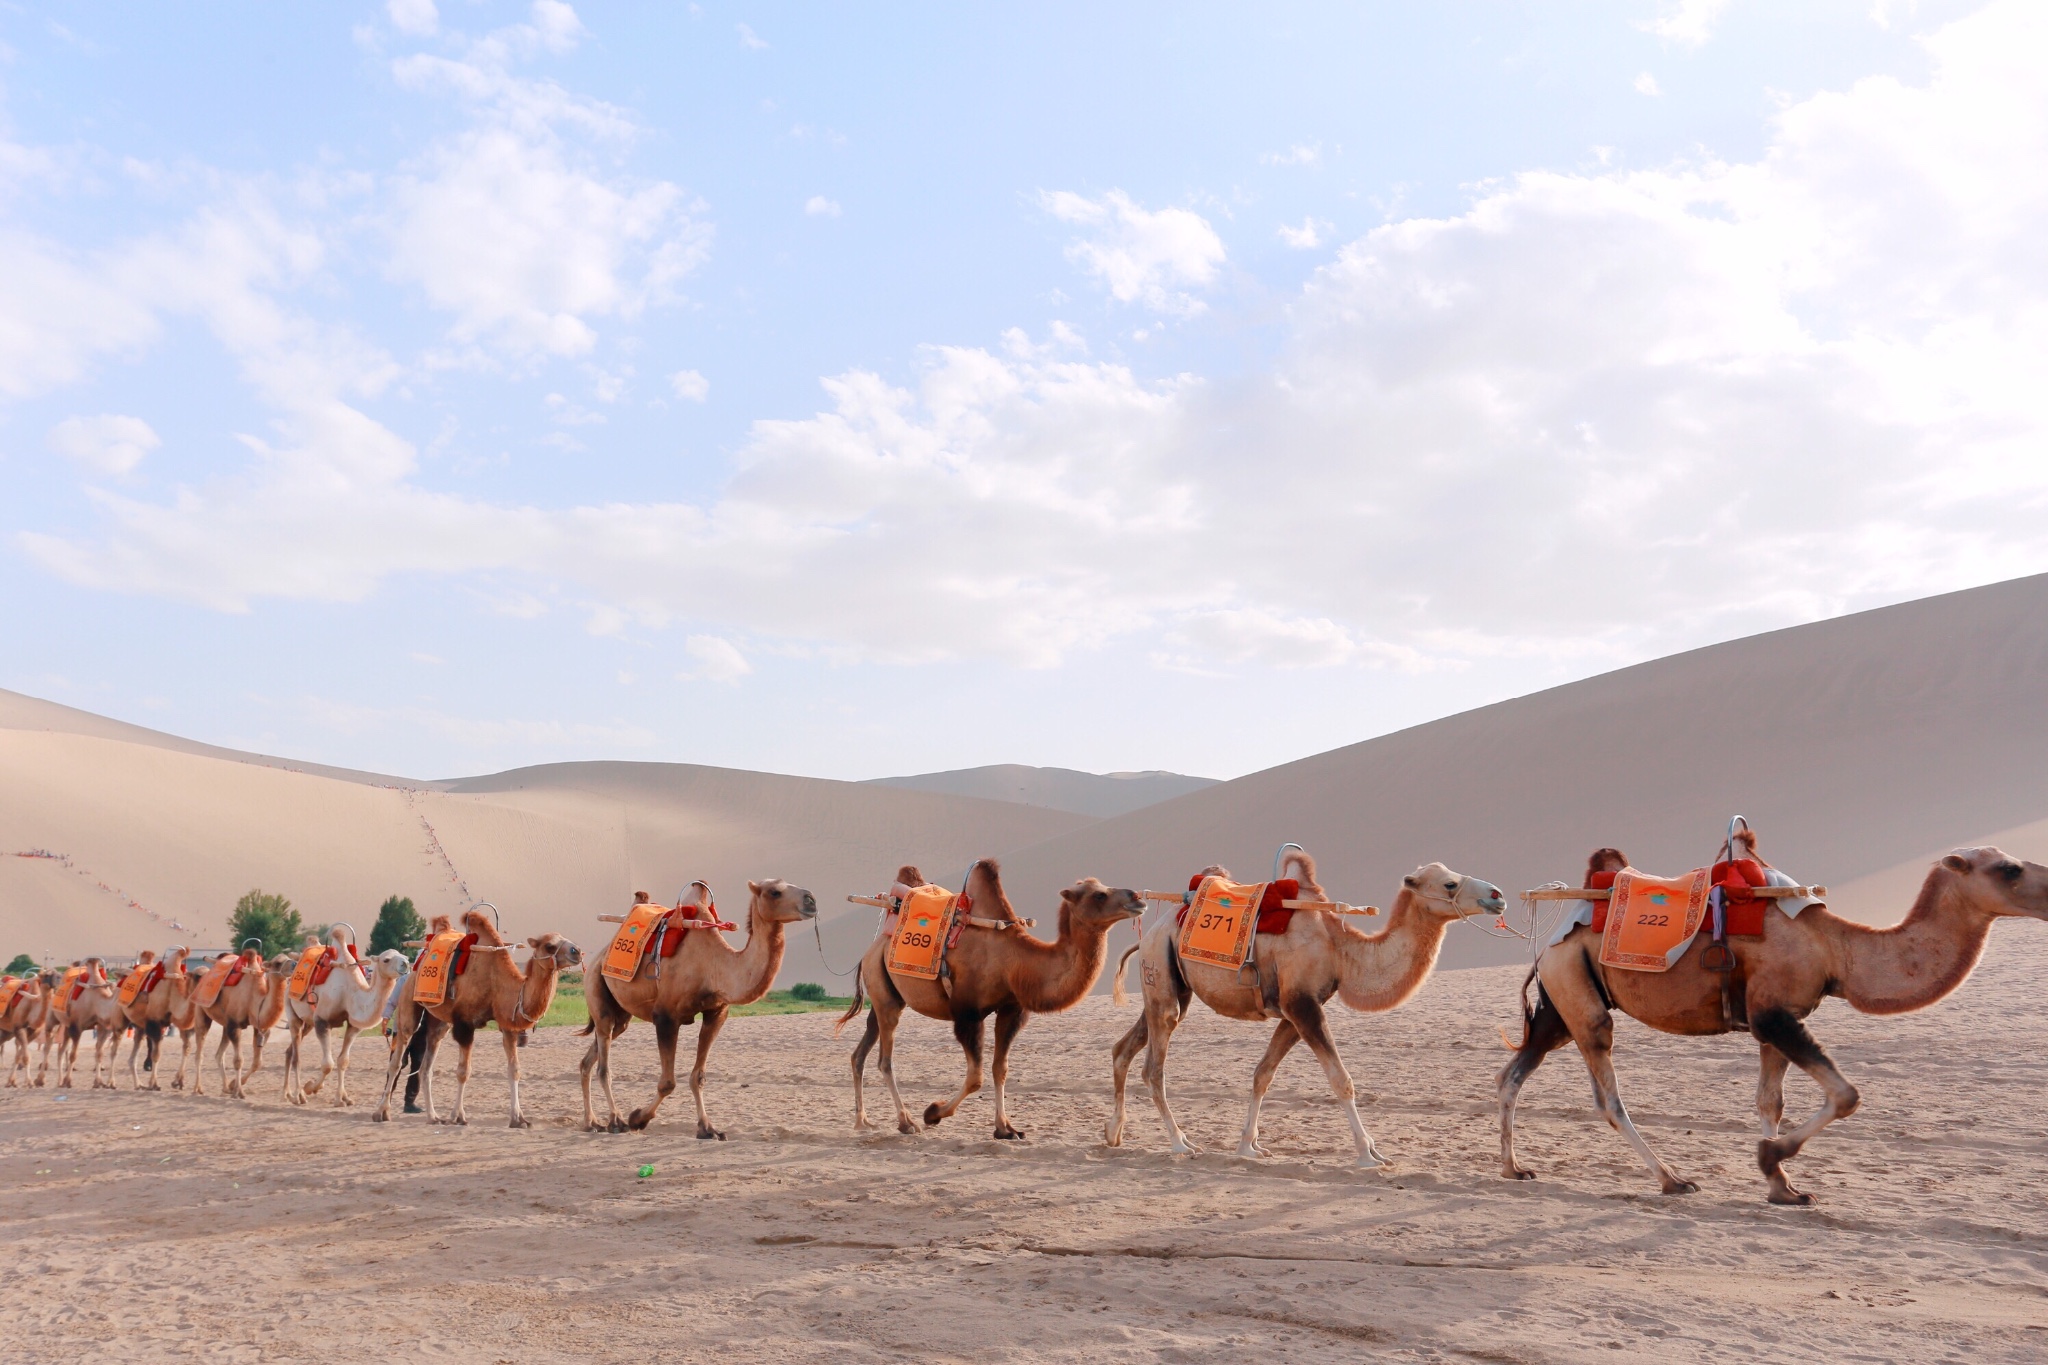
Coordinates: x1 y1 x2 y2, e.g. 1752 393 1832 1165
4 820 2046 1208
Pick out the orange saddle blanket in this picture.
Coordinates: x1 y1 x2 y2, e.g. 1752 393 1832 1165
194 956 244 1009
601 904 667 983
1176 877 1269 970
411 932 477 1007
1599 868 1712 972
886 885 959 981
118 961 165 1009
288 944 362 1001
0 976 23 1015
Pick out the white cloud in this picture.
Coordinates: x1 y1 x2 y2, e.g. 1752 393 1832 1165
1643 0 1729 47
48 415 160 476
1635 72 1664 96
671 369 709 401
16 1 2048 683
387 0 438 37
804 195 842 217
680 634 751 683
1040 190 1225 314
1277 217 1332 250
1261 144 1322 168
737 22 768 50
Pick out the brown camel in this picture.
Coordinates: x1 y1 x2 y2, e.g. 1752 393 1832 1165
58 958 129 1089
1105 853 1505 1166
120 948 193 1090
372 911 582 1128
1498 845 2048 1205
281 932 409 1106
579 878 818 1135
2 971 55 1086
842 861 1143 1138
162 961 212 1093
31 964 85 1086
193 950 290 1098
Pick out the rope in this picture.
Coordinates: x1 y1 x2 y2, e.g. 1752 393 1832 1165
811 905 879 980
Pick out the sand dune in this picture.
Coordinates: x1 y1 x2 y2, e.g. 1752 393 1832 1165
867 764 1218 817
993 572 2048 969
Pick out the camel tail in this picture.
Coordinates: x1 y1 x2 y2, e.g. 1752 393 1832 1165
832 972 867 1038
1279 848 1326 900
1111 943 1142 1007
1500 965 1540 1050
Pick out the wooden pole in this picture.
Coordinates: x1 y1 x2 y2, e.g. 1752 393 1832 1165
1521 885 1825 902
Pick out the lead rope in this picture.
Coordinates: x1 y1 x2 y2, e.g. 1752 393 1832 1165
813 898 888 979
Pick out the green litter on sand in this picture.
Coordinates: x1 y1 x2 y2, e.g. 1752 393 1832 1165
637 1164 655 1179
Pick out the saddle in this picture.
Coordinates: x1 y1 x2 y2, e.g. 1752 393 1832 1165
288 943 365 1002
0 976 22 1015
411 932 478 1008
600 899 732 984
193 955 247 1009
1173 876 1301 942
118 960 166 1009
885 885 959 981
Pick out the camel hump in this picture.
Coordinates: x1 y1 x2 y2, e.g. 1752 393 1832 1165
428 914 453 934
965 859 1021 923
894 865 927 887
462 909 507 946
1278 849 1327 900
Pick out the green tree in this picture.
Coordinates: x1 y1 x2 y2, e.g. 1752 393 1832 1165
4 952 36 976
228 889 306 956
369 895 425 955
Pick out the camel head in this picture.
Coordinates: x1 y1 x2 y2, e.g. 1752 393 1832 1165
1059 879 1145 928
368 949 409 981
525 933 583 972
747 879 819 924
1398 863 1507 920
1937 847 2048 921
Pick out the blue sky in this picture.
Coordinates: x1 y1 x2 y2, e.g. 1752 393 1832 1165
3 0 2040 781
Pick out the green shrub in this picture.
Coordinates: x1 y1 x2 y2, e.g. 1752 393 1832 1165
369 895 426 955
228 889 306 956
4 953 36 976
788 981 827 1001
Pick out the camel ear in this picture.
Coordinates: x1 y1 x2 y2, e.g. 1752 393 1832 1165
748 880 762 894
1402 873 1420 888
1943 853 1973 874
1060 885 1081 904
527 936 542 949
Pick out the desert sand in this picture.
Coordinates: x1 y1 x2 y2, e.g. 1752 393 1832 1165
7 908 2048 1363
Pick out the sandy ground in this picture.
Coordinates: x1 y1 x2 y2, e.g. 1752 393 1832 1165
8 928 2048 1364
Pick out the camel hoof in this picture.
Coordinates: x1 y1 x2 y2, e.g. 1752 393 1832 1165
897 1117 918 1135
1170 1142 1199 1157
626 1110 655 1131
1505 1167 1537 1181
1237 1143 1271 1158
1662 1179 1701 1196
698 1126 726 1141
994 1124 1024 1141
922 1103 945 1127
1103 1127 1122 1147
509 1116 531 1129
370 1109 389 1124
1769 1190 1816 1207
1355 1153 1389 1170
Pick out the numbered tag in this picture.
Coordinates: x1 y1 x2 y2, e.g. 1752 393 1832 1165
412 932 465 1006
601 904 667 983
1600 868 1711 972
1177 877 1267 970
887 885 958 981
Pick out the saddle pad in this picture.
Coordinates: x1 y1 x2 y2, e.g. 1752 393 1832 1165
412 932 471 1007
0 976 21 1015
118 962 164 1008
194 956 237 1009
287 944 329 1001
1177 877 1268 970
1177 877 1302 937
54 966 85 1013
602 904 667 983
886 885 958 981
1600 868 1711 972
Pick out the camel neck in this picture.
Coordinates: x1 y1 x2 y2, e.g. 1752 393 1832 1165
1835 871 1996 1015
731 905 790 998
1331 890 1452 1013
1016 906 1112 1012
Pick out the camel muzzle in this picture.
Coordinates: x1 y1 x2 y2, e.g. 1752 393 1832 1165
799 892 818 920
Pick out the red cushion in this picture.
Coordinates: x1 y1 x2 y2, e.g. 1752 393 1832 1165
1174 877 1301 935
1586 870 1619 931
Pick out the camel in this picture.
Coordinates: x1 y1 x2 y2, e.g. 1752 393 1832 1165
579 879 818 1135
2 971 54 1086
1498 845 2048 1205
372 911 582 1128
280 931 408 1106
57 958 129 1089
161 961 213 1093
119 948 193 1090
1105 852 1506 1166
842 861 1143 1138
193 949 290 1098
31 964 85 1086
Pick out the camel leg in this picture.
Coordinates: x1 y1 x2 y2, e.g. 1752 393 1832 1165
242 1028 268 1094
1570 1018 1696 1195
331 1023 359 1106
125 1028 144 1090
849 1008 879 1131
924 1009 986 1129
502 1028 529 1129
1104 1013 1149 1146
142 1023 163 1090
1279 994 1386 1168
1141 982 1198 1156
1497 982 1574 1180
578 1022 628 1133
59 1028 80 1087
442 1023 474 1125
188 1022 212 1095
629 1014 682 1131
283 1022 304 1104
866 975 918 1136
1237 1020 1302 1158
688 1008 730 1140
1756 1043 1790 1139
1751 1007 1859 1207
989 1003 1027 1140
374 1006 419 1121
